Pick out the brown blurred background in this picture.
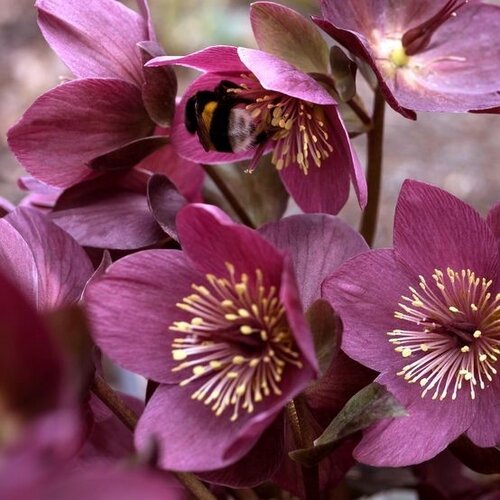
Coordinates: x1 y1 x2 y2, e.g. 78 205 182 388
1 0 498 247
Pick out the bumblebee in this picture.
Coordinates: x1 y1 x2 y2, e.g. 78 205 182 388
185 80 265 153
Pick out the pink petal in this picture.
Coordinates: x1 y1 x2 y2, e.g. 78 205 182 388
36 0 148 85
0 207 93 311
237 47 337 105
84 250 202 384
8 78 152 188
354 371 476 466
394 180 498 281
146 45 247 73
260 214 368 310
487 201 500 254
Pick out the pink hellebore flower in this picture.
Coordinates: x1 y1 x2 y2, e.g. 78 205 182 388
147 2 367 215
323 180 500 466
7 0 203 249
85 205 372 487
315 0 500 119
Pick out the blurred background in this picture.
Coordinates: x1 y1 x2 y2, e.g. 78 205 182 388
0 0 498 247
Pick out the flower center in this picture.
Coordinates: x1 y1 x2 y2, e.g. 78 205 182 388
230 75 333 174
388 268 499 401
170 262 303 421
402 0 468 56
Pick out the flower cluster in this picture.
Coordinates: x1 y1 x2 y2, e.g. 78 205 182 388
1 0 499 498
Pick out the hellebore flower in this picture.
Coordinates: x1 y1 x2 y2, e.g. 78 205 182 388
85 205 372 489
315 0 500 118
147 2 366 215
7 0 203 203
323 180 500 466
85 203 318 472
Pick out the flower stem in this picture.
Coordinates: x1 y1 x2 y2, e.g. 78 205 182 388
359 87 386 247
286 397 320 500
203 164 255 228
91 375 217 500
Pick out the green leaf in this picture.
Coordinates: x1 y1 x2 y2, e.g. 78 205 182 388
306 299 341 377
290 383 407 467
251 2 330 74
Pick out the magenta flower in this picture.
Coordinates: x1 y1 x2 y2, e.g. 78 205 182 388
85 204 318 472
147 3 366 215
7 0 203 203
315 1 500 118
85 206 373 488
323 180 500 466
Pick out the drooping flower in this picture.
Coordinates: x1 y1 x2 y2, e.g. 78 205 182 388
314 0 500 119
7 0 203 249
85 205 373 490
147 2 366 215
323 180 500 466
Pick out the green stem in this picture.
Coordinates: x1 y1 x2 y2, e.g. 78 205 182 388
203 164 255 228
359 88 386 247
91 375 217 500
286 397 320 500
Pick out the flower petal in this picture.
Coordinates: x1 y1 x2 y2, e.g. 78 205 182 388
8 78 152 188
394 180 498 280
84 250 202 384
237 47 336 105
322 249 414 372
250 1 329 74
1 207 93 310
51 171 165 250
260 214 368 310
146 45 247 73
354 371 476 466
36 0 147 84
487 201 500 254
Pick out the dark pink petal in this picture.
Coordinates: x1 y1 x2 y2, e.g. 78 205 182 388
197 415 285 487
260 214 368 310
392 4 500 113
170 72 257 165
137 142 205 202
88 136 169 172
42 466 186 500
177 204 284 286
0 207 93 310
146 45 247 73
147 174 187 241
487 201 500 254
0 197 14 216
354 371 476 466
279 106 365 214
394 180 498 280
237 47 336 105
8 79 152 188
465 376 500 447
51 171 164 250
139 42 177 127
84 250 202 384
18 177 61 210
250 1 329 74
36 0 147 85
322 249 414 372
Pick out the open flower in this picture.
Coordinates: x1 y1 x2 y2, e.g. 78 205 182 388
85 204 318 472
315 1 500 118
7 0 203 249
323 180 500 466
147 2 366 215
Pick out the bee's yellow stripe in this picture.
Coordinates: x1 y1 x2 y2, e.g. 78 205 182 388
201 101 218 130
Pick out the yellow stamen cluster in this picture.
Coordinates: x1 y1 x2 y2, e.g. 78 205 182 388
170 262 303 421
388 268 499 401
